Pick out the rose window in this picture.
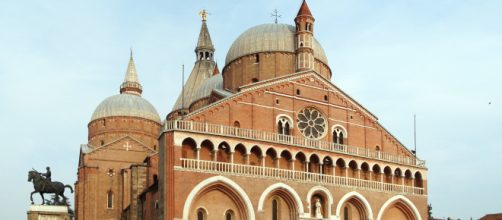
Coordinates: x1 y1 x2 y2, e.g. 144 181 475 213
297 107 327 139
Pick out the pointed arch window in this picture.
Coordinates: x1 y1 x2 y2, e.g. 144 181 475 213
197 208 206 220
225 210 234 220
332 126 347 145
277 116 292 135
344 206 349 220
107 190 113 209
272 199 278 220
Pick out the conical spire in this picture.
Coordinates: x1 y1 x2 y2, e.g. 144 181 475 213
196 21 214 51
120 49 143 95
297 0 313 17
195 10 215 61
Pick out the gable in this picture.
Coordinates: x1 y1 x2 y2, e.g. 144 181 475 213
84 135 157 163
185 70 415 158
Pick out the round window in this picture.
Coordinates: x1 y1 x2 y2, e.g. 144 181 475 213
297 107 327 139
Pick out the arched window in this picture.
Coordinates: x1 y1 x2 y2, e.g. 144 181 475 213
225 210 234 220
344 206 349 220
272 199 278 220
332 126 347 145
107 191 113 209
255 54 260 63
277 116 292 135
197 208 206 220
205 52 209 60
233 121 240 128
199 52 203 60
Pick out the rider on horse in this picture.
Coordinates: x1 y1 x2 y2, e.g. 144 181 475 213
39 166 52 191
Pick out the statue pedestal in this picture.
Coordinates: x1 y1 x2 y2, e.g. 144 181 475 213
27 205 71 220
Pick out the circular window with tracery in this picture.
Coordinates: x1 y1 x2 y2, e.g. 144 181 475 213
297 107 327 139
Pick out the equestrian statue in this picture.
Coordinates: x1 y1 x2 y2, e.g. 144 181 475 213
28 167 73 205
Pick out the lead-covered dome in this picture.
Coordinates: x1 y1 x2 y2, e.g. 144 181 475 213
225 23 328 65
91 94 161 123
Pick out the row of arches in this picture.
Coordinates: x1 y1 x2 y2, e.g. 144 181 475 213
185 176 422 220
181 138 425 188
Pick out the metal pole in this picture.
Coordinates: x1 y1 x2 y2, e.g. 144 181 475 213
181 64 185 117
414 114 417 156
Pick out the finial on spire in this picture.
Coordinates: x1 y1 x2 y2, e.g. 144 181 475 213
120 50 142 95
199 9 210 22
271 9 282 24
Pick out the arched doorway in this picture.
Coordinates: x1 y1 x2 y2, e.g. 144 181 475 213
185 177 254 220
378 196 421 220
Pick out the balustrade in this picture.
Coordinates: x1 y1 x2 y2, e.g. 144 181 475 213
179 158 425 195
165 120 426 167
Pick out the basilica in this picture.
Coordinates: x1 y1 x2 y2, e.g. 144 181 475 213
74 1 428 219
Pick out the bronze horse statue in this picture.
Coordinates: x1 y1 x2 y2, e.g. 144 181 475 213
28 170 73 205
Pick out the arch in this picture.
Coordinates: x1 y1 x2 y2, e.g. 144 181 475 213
336 158 346 176
309 154 321 173
257 183 304 214
182 176 255 220
335 191 374 220
234 144 247 164
196 207 207 220
217 142 232 163
384 166 393 183
225 209 235 220
294 151 307 172
414 171 423 187
182 138 197 159
348 160 358 178
306 186 334 218
322 156 334 175
394 168 403 184
332 125 347 145
277 114 293 136
200 140 214 161
404 169 413 186
265 148 278 168
276 114 294 127
360 162 370 179
279 150 293 170
249 146 262 166
376 195 422 220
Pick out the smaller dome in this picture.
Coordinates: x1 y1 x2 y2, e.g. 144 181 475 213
91 94 160 123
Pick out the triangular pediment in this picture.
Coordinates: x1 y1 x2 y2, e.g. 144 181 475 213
87 135 156 156
185 70 416 158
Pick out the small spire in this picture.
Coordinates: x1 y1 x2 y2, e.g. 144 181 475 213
297 0 313 17
120 49 143 95
195 10 215 61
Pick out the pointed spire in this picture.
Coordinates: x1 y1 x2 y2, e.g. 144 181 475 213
120 49 143 95
297 0 313 17
195 10 215 61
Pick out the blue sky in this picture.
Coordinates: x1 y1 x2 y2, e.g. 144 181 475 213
1 0 501 219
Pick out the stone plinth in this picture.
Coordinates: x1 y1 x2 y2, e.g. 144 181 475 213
27 205 71 220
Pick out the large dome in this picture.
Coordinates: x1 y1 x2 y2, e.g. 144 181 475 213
91 94 160 123
225 23 328 65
